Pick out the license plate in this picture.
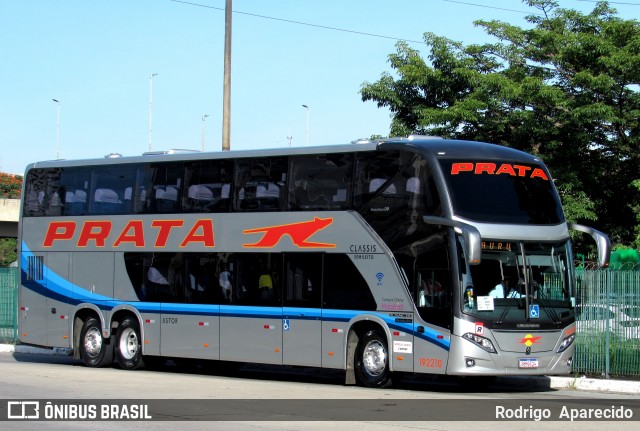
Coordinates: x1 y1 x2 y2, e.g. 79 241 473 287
519 358 539 368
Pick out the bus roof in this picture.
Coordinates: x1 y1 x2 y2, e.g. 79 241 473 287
24 136 541 172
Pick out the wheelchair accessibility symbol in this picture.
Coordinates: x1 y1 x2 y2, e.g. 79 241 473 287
283 319 290 331
529 304 540 319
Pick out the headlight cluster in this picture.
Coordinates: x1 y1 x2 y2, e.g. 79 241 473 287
462 332 497 353
556 334 575 353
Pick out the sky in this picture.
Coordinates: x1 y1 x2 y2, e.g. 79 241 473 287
2 0 639 175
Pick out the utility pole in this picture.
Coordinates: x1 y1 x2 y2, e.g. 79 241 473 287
222 0 232 151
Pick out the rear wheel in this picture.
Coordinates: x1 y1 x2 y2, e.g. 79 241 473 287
354 330 391 388
115 317 144 370
79 317 113 367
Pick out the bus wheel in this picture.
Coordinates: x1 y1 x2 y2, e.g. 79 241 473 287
79 317 113 367
355 330 391 388
115 317 144 370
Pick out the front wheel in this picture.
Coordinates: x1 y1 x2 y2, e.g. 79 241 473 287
354 330 391 388
79 317 113 367
115 317 144 370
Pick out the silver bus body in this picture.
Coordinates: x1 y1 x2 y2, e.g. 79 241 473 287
17 138 609 387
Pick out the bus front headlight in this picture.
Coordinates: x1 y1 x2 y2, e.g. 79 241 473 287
462 333 497 353
556 334 575 353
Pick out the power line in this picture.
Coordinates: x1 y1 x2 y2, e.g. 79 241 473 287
168 0 639 49
438 0 534 14
169 0 428 45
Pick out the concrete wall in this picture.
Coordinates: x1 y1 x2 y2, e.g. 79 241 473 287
0 199 20 238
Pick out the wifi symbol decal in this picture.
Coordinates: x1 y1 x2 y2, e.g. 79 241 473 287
376 273 384 285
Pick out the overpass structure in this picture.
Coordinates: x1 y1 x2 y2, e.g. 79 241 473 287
0 199 19 238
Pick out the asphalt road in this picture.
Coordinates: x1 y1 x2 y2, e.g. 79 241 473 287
0 352 638 431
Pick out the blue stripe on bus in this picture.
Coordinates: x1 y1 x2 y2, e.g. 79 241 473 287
20 242 450 351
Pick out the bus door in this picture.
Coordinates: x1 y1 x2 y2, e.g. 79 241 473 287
282 253 322 367
406 242 453 375
219 254 283 364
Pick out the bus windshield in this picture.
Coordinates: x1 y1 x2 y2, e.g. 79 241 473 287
439 159 564 224
460 240 574 325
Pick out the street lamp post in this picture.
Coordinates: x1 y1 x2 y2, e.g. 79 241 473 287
302 104 310 146
149 73 158 151
201 114 210 152
52 99 61 159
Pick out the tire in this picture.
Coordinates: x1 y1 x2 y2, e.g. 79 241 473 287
79 317 113 367
114 317 144 370
354 330 391 388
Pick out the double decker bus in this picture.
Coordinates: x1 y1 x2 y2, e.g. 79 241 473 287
17 137 610 387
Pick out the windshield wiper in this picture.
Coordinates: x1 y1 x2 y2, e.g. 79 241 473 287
496 287 522 324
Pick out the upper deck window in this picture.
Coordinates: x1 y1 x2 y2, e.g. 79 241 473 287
235 157 287 211
182 160 233 212
288 154 353 210
439 159 564 224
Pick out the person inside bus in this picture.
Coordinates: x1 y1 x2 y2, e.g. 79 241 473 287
489 277 508 298
418 277 443 307
219 263 232 302
489 277 520 298
259 270 274 301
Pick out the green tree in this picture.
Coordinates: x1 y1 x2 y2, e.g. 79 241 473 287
361 0 640 248
0 238 17 267
0 172 22 198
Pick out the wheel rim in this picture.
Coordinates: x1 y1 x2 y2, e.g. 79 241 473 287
119 327 139 360
83 327 103 358
362 340 387 377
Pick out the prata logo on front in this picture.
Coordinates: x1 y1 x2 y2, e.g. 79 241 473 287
7 401 40 419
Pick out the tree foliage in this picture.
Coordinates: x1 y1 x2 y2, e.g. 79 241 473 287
361 0 640 248
0 172 22 199
0 238 17 267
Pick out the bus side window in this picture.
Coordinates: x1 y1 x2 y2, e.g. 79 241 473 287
323 254 376 311
235 157 287 211
183 160 233 213
284 253 321 308
23 168 63 217
144 163 183 213
288 154 353 211
60 168 89 216
223 254 281 306
90 165 136 215
415 245 452 329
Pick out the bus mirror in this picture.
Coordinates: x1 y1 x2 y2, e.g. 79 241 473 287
568 223 611 269
423 216 482 265
460 225 482 266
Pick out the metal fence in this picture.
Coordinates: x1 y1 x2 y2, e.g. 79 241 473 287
574 268 640 378
0 265 638 377
0 267 17 344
